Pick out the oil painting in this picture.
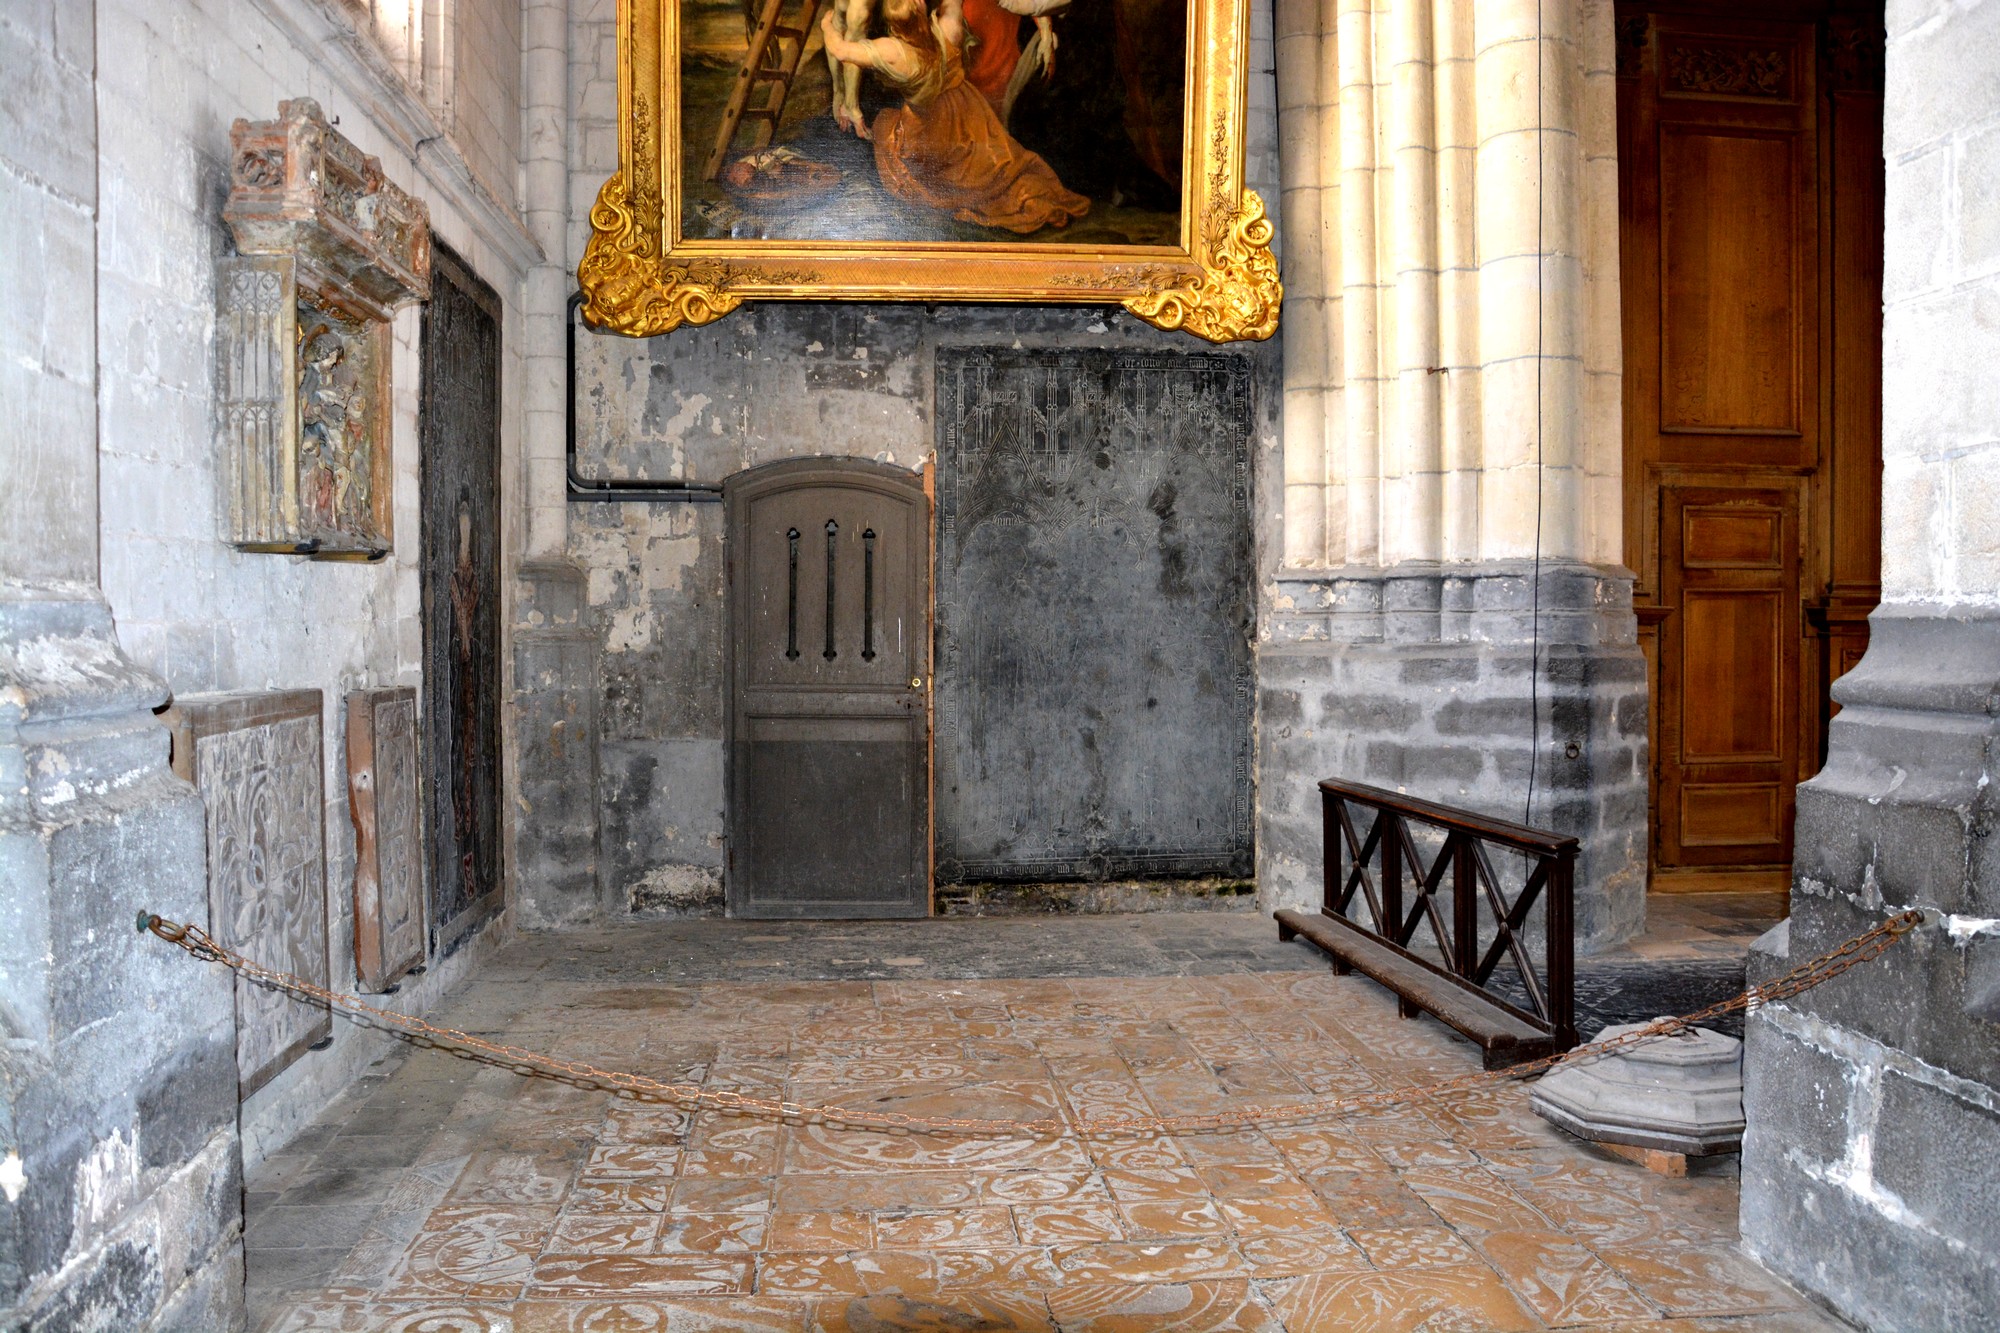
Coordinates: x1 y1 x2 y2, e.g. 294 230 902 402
682 0 1185 247
579 0 1278 341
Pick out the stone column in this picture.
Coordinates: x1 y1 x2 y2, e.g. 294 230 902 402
512 0 605 923
0 2 244 1326
1740 4 2000 1324
1262 0 1645 949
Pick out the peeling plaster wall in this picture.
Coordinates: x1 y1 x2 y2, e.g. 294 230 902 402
89 0 539 1167
565 0 1282 914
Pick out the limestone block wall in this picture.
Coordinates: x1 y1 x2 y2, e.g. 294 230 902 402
1261 0 1643 948
88 0 540 1166
1740 2 2000 1324
556 2 1284 917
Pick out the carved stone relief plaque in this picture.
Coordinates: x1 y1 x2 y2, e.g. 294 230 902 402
346 687 426 992
933 348 1255 884
217 98 430 557
178 690 331 1097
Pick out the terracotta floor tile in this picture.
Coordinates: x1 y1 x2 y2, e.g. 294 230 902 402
527 1253 755 1296
567 1179 671 1214
1013 1200 1127 1246
1269 1263 1544 1332
1101 1168 1211 1203
656 1211 769 1253
809 1291 1058 1333
773 1171 980 1213
1114 1196 1227 1239
1051 1241 1247 1283
391 1206 555 1300
873 1205 1018 1248
1214 1197 1341 1238
1596 1242 1810 1317
1234 1229 1371 1278
1303 1170 1442 1230
442 1151 578 1206
582 1143 683 1178
543 1213 662 1255
927 1246 1067 1290
254 933 1821 1333
1401 1166 1560 1233
756 1248 976 1298
667 1177 772 1214
1046 1278 1281 1332
1347 1225 1480 1268
513 1296 813 1332
765 1211 876 1252
1475 1229 1662 1325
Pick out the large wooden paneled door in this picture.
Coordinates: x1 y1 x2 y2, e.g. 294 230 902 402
1618 3 1883 888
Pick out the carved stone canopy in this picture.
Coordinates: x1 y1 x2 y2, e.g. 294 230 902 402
225 98 431 320
215 99 432 557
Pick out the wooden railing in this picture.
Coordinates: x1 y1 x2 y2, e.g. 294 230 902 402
1274 778 1579 1068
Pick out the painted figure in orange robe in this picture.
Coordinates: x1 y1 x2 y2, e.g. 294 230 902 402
820 0 1089 234
960 0 1066 111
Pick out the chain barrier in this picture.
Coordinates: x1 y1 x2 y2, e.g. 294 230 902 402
138 908 1924 1140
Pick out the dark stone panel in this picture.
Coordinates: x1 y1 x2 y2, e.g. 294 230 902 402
137 1033 238 1170
1874 1069 2000 1248
934 348 1255 884
24 1238 162 1333
1744 1125 2000 1332
1740 1012 1853 1174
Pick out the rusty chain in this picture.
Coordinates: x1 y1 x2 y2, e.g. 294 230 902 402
139 907 1923 1140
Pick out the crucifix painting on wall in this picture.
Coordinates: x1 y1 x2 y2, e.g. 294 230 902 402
685 0 1185 246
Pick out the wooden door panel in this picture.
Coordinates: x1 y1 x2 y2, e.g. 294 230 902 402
1658 484 1800 868
1680 783 1784 847
1683 505 1784 566
1680 590 1784 762
727 459 931 919
1660 129 1803 435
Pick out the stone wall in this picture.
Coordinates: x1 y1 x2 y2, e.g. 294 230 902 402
556 0 1283 918
1739 2 2000 1326
2 3 242 1326
87 0 540 1165
1259 0 1644 949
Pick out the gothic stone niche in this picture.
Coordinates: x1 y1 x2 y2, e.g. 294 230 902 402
216 98 431 557
346 687 426 992
177 690 332 1097
934 348 1256 884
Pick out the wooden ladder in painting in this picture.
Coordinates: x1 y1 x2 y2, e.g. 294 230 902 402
703 0 827 182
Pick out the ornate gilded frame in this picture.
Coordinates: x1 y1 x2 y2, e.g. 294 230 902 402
579 0 1278 343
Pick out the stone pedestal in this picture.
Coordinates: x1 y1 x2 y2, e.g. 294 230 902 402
1740 609 2000 1330
0 596 244 1330
1532 1023 1745 1155
1259 560 1649 951
513 558 605 925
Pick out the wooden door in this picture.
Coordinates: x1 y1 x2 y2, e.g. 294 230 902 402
419 242 504 950
1618 3 1882 886
726 458 932 918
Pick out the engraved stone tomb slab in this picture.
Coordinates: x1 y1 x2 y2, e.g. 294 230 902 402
346 687 426 992
178 690 332 1096
933 348 1256 884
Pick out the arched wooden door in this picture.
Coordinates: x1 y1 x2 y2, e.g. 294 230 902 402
725 458 932 918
